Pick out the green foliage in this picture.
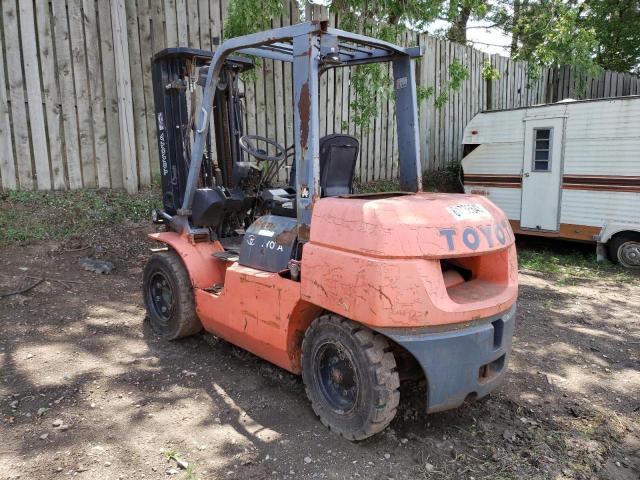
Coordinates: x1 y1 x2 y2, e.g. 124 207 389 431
448 59 470 89
348 63 392 129
329 1 441 35
224 0 286 39
416 85 434 103
223 0 638 130
512 0 601 78
429 59 471 109
225 0 474 127
481 59 500 81
510 0 640 75
0 189 161 245
586 0 640 74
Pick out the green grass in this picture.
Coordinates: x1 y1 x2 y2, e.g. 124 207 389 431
0 188 161 245
517 245 638 284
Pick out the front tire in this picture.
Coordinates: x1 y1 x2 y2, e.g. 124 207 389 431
143 251 202 339
609 233 640 269
301 314 400 440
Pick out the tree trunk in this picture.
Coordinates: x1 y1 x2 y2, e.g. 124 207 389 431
447 6 472 43
511 0 529 56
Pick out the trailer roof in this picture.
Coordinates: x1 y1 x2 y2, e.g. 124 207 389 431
480 94 640 114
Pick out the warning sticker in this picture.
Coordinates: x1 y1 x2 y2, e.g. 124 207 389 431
446 203 491 221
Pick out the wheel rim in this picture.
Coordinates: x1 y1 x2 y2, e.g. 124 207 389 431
315 342 359 414
619 241 640 267
148 271 174 323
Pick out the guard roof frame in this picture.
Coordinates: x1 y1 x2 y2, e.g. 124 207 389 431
181 20 425 242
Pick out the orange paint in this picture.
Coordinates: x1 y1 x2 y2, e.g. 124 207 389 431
149 192 518 373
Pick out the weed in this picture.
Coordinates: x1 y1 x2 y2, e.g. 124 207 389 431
0 188 161 245
185 464 198 480
353 163 463 195
163 448 179 461
517 246 638 284
353 179 400 193
423 162 464 193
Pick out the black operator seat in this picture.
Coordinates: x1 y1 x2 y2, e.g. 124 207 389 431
319 134 359 197
288 134 359 197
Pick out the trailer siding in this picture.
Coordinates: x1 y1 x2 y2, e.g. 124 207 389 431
560 190 640 228
462 96 640 243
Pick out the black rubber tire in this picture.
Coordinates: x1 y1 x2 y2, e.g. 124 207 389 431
142 251 202 339
608 232 640 269
301 314 400 441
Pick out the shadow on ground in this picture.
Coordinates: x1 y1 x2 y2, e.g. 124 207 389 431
0 239 638 480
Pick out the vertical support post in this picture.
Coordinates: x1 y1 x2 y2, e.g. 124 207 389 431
292 33 320 242
180 51 222 212
392 55 422 192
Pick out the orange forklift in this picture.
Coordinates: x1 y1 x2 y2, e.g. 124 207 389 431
145 21 518 440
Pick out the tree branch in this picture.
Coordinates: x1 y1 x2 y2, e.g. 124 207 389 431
466 39 512 48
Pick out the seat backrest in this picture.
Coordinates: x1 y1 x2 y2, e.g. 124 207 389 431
319 134 359 197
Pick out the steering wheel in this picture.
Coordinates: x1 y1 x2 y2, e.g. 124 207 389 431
239 134 286 162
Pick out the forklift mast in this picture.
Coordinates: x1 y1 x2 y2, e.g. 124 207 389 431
151 48 253 215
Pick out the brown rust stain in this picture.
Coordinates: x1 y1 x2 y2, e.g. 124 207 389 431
275 226 297 245
298 224 311 243
298 82 310 150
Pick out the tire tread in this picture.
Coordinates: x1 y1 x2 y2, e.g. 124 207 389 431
143 251 202 340
302 314 400 441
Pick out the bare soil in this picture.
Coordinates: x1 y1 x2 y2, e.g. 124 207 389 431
0 222 638 480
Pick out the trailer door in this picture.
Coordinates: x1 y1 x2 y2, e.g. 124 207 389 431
520 117 565 231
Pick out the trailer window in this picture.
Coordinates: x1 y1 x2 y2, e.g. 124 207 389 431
532 128 552 171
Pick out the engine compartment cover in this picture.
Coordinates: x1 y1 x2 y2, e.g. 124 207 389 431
239 215 298 272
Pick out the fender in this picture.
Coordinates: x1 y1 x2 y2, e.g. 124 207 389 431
597 223 640 244
148 232 225 289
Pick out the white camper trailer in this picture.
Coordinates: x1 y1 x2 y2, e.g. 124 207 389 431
461 96 640 268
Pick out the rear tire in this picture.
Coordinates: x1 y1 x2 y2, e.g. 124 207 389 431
143 251 202 339
301 314 400 441
608 233 640 269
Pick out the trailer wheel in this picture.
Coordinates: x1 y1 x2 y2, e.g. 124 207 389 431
609 233 640 269
143 251 202 339
301 314 400 441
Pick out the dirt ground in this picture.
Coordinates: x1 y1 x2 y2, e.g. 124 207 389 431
1 221 639 480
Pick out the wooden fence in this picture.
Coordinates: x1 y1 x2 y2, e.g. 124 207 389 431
1 1 639 192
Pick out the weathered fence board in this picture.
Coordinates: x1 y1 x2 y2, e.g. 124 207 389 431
4 0 33 190
98 0 124 189
18 0 50 190
1 1 639 192
0 14 16 190
111 0 138 193
83 0 110 188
